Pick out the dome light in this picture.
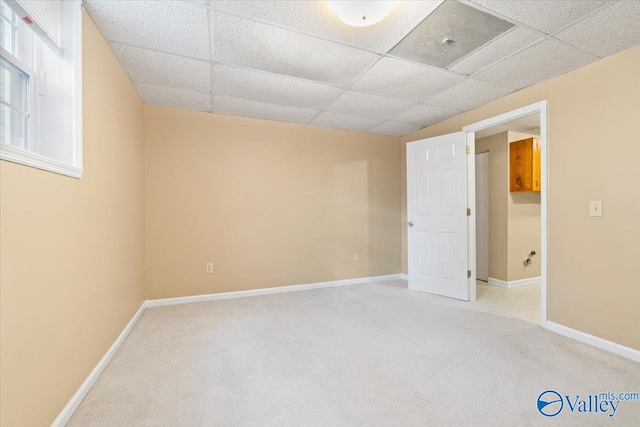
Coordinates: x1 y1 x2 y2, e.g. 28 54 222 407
329 1 393 27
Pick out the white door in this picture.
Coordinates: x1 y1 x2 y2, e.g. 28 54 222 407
475 152 489 281
407 132 469 301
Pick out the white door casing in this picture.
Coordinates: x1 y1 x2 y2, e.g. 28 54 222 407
407 132 469 301
475 152 490 281
463 100 548 327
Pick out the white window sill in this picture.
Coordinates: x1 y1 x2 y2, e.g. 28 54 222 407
1 143 82 178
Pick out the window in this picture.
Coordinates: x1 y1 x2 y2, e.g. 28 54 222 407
1 56 29 148
0 0 82 178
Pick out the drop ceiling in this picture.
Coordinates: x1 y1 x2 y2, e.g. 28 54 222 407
389 0 514 68
84 0 640 137
475 113 541 138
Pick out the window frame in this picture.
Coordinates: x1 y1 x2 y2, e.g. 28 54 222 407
1 46 36 151
0 0 82 179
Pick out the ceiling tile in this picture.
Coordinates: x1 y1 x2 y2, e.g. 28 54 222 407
368 121 423 137
310 112 383 132
469 0 611 34
351 57 465 102
476 112 541 138
473 39 596 90
86 0 623 133
213 65 343 110
475 124 512 139
392 104 461 127
426 79 513 111
449 26 544 75
326 91 418 121
212 12 380 87
136 83 211 112
84 0 210 60
554 1 640 58
390 0 513 68
508 114 541 130
213 95 320 124
111 43 211 92
522 127 540 136
211 1 442 54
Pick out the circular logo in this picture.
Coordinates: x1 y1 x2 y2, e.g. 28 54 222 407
537 390 563 417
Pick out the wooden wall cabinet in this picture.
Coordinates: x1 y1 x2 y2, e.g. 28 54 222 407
510 137 541 192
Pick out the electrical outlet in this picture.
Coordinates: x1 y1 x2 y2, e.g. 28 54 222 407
589 201 603 217
353 253 358 262
205 263 213 274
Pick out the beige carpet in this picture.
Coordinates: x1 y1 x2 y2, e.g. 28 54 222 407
69 280 640 426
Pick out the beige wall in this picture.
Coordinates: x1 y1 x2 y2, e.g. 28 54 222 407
507 132 541 281
401 45 640 350
2 12 638 426
475 131 541 282
145 106 402 299
0 13 146 426
476 132 509 281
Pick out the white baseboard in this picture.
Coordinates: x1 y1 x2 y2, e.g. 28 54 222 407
50 276 639 425
145 274 402 308
487 276 541 288
547 321 640 363
53 273 402 424
51 302 147 427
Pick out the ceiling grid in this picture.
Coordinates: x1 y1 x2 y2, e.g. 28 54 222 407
208 4 215 114
83 0 640 136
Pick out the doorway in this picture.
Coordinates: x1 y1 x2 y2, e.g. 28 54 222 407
472 115 542 324
475 151 489 282
465 101 548 327
405 101 548 327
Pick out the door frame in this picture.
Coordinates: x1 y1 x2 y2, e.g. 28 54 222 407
463 100 549 328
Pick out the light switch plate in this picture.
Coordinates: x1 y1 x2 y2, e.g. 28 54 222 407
589 201 603 217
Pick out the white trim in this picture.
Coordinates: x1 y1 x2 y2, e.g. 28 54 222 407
1 44 36 152
540 101 548 329
399 273 408 281
463 102 547 133
145 274 402 308
464 100 548 328
547 321 640 363
466 131 477 302
0 143 82 178
487 276 541 288
51 303 146 427
0 1 83 179
48 274 639 426
72 0 83 174
486 278 508 288
52 274 404 424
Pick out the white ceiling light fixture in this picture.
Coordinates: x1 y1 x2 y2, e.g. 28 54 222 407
329 0 394 27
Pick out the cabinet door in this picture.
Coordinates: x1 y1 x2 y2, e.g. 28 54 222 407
532 138 541 191
510 137 540 192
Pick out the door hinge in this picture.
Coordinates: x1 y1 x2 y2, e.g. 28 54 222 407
467 270 472 278
465 146 471 154
467 208 471 216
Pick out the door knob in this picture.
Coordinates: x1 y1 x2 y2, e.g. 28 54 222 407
408 221 414 227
